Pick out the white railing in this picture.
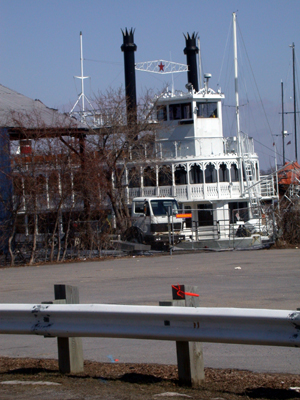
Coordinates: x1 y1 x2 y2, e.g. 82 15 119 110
0 304 300 347
260 175 276 197
128 182 243 202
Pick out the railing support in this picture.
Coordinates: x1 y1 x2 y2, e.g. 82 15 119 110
54 285 84 374
160 284 204 387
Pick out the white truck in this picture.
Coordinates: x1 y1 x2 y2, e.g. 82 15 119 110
123 196 185 249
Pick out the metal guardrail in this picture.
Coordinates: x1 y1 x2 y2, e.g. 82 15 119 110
1 304 300 347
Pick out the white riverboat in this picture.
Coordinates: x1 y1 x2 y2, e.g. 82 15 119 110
123 14 277 249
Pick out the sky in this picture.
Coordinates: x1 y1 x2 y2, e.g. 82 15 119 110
1 0 300 170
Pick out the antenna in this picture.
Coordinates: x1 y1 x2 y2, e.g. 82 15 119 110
70 31 95 123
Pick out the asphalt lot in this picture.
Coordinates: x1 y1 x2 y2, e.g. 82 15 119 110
0 248 300 374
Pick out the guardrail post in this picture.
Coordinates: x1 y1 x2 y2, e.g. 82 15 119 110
54 284 84 374
160 284 204 387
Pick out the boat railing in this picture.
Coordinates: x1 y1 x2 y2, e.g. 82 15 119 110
180 202 273 236
260 175 277 197
128 181 243 202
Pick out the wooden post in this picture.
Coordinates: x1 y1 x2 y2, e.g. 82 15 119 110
160 284 204 387
54 284 84 374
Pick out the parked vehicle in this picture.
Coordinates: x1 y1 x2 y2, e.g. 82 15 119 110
123 196 185 248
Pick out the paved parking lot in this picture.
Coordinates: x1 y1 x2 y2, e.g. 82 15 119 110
0 248 300 373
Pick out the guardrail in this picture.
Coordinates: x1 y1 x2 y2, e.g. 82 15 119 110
1 303 300 347
1 283 300 387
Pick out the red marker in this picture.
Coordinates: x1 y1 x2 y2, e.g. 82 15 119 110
172 285 199 297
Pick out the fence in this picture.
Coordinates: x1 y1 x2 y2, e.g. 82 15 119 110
176 205 275 250
1 203 276 266
3 218 115 266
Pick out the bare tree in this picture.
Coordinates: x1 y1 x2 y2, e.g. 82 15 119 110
82 87 160 234
2 109 86 264
0 86 161 265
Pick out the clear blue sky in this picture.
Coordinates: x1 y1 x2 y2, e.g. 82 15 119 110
1 0 300 169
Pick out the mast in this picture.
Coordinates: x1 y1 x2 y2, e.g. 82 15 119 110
290 42 297 162
281 80 285 165
232 12 257 212
79 31 85 113
70 31 94 123
233 12 240 151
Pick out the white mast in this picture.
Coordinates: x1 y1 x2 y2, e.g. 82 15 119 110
79 31 85 113
233 12 247 200
70 31 94 123
233 12 241 154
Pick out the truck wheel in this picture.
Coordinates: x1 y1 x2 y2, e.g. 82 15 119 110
123 226 145 244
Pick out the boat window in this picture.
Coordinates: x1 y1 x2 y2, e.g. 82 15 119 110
230 164 239 182
190 164 203 184
229 202 249 223
158 165 172 186
150 199 179 216
184 206 192 228
175 165 187 185
196 102 218 118
169 103 192 120
205 163 217 183
197 204 214 226
128 167 140 188
157 105 167 121
143 166 156 187
219 163 229 182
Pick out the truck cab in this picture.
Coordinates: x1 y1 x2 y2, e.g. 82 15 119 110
130 196 185 248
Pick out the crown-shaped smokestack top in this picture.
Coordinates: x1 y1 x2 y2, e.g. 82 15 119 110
183 32 199 53
121 28 137 125
183 32 199 92
121 28 137 50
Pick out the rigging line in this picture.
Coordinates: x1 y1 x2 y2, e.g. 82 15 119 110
252 135 287 158
73 77 79 98
107 69 123 87
237 22 274 140
257 144 294 166
84 58 122 66
217 16 232 85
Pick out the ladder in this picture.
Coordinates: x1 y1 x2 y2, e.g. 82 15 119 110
239 132 260 217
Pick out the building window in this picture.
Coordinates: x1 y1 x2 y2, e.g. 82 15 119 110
197 102 218 118
36 174 46 194
13 175 23 196
169 103 192 120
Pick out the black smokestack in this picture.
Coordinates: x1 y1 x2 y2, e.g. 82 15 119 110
184 33 199 92
121 28 137 124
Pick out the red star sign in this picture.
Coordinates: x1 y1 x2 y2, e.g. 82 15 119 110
158 62 165 72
